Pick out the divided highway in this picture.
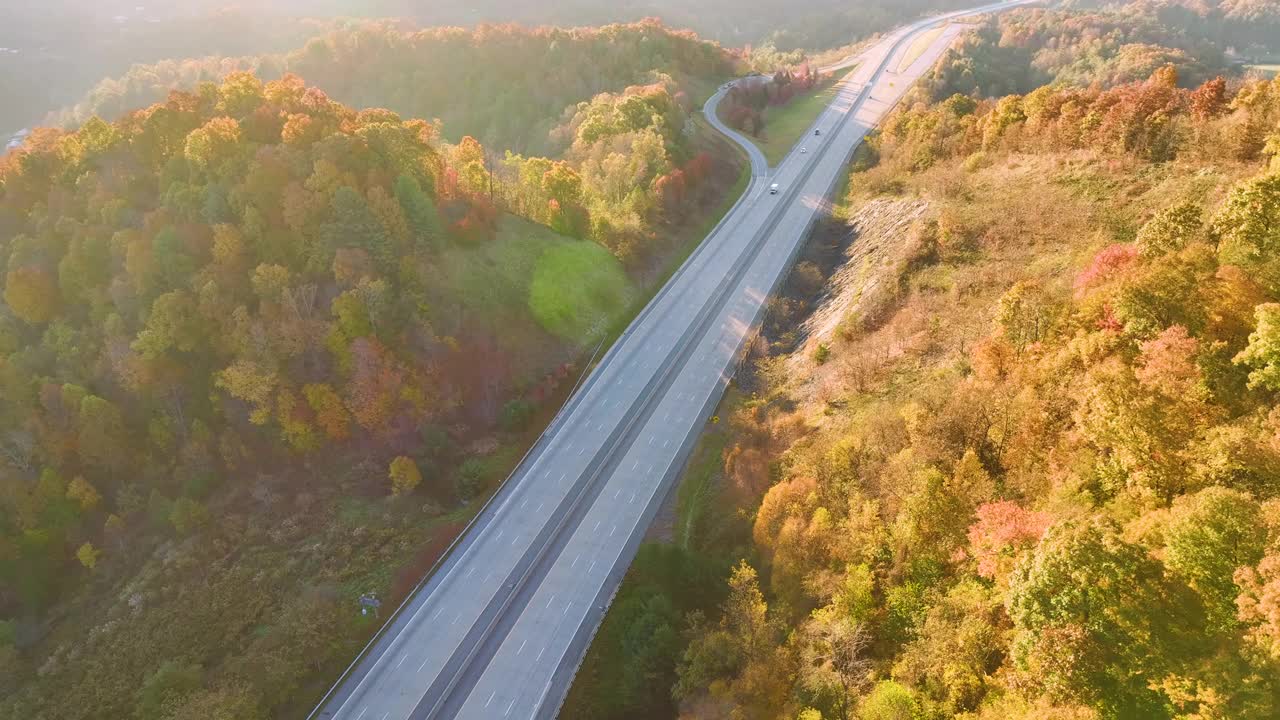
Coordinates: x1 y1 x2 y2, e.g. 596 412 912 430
310 3 1035 719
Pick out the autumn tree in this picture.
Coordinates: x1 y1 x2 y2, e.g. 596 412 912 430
1236 553 1280 662
389 455 422 496
797 605 870 720
76 542 101 570
4 266 61 324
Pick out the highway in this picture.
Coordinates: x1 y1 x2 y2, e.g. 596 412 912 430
309 3 1034 719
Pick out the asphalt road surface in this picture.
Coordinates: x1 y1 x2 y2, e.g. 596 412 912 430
310 3 1035 719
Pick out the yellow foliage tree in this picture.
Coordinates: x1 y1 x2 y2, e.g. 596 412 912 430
66 476 102 511
76 542 101 570
389 455 422 496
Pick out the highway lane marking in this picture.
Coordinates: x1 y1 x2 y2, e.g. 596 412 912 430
395 654 407 669
380 713 388 720
589 560 596 573
577 447 584 456
571 553 580 568
355 707 367 720
465 567 474 578
520 498 528 509
563 601 571 615
453 612 461 625
546 594 556 608
518 638 527 655
614 488 620 499
432 608 443 620
610 525 617 537
630 492 636 504
506 698 516 716
537 646 546 661
593 520 601 532
663 439 670 449
316 12 1010 714
511 535 519 546
484 571 492 583
486 691 495 708
495 530 503 542
536 501 544 513
418 656 432 672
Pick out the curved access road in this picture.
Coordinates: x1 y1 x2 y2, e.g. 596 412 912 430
309 3 1036 720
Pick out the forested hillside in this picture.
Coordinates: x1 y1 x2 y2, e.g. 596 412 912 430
556 3 1280 716
301 0 977 54
646 61 1280 720
0 4 331 138
1066 0 1280 54
0 45 741 715
51 21 734 157
925 6 1233 99
5 0 995 141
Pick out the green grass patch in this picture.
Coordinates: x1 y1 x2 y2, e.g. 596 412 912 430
529 240 634 342
754 73 846 167
675 417 730 551
434 213 633 351
434 214 563 340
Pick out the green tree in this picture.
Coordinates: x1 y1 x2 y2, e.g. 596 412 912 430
894 580 1002 713
1212 173 1280 273
1164 487 1265 632
1136 201 1202 258
151 227 195 290
996 280 1059 350
1235 303 1280 391
169 497 209 535
133 291 202 358
394 173 442 246
1007 517 1201 717
322 187 391 269
858 681 918 720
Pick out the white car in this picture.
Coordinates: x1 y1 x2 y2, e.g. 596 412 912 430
769 183 779 194
801 147 807 153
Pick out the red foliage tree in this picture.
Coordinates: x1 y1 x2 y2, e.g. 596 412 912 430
967 501 1051 581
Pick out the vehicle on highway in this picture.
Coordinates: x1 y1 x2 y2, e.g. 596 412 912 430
814 129 820 136
770 183 779 194
801 147 807 153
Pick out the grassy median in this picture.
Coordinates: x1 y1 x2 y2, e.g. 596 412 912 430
751 73 847 167
896 24 947 72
